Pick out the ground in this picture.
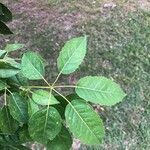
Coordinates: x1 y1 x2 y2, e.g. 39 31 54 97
0 0 150 150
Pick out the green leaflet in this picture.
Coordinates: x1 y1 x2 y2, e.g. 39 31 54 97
2 57 21 69
0 57 20 78
28 107 62 145
8 72 28 86
0 3 13 35
21 51 45 80
0 69 19 78
8 92 28 123
65 99 105 145
0 21 13 35
4 44 24 52
0 3 12 22
75 76 126 106
0 50 6 58
57 36 87 74
0 106 19 134
28 98 39 117
32 90 59 105
47 126 72 150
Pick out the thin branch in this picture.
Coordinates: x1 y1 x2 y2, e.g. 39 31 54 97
4 88 7 105
54 85 77 88
6 88 12 95
41 76 51 87
52 71 62 87
22 85 51 89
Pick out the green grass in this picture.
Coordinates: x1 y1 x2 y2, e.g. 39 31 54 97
1 1 150 149
78 8 150 150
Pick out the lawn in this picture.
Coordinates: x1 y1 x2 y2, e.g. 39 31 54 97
0 0 150 149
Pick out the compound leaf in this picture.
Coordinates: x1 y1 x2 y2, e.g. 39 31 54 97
75 76 126 106
65 99 105 145
47 126 72 150
8 92 28 123
21 51 45 80
32 90 59 106
57 36 87 74
28 107 62 145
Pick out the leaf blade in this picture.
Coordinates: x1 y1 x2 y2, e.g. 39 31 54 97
47 126 72 150
0 50 6 58
32 90 59 106
0 21 13 35
0 57 20 78
57 36 87 74
5 44 24 52
0 3 12 22
65 99 105 145
28 107 62 144
0 106 19 134
21 51 45 80
28 98 39 117
8 92 28 123
75 76 126 106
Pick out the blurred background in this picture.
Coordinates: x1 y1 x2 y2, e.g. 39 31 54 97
0 0 150 149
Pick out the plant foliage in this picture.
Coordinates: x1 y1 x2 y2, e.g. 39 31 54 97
0 37 126 149
0 3 13 35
